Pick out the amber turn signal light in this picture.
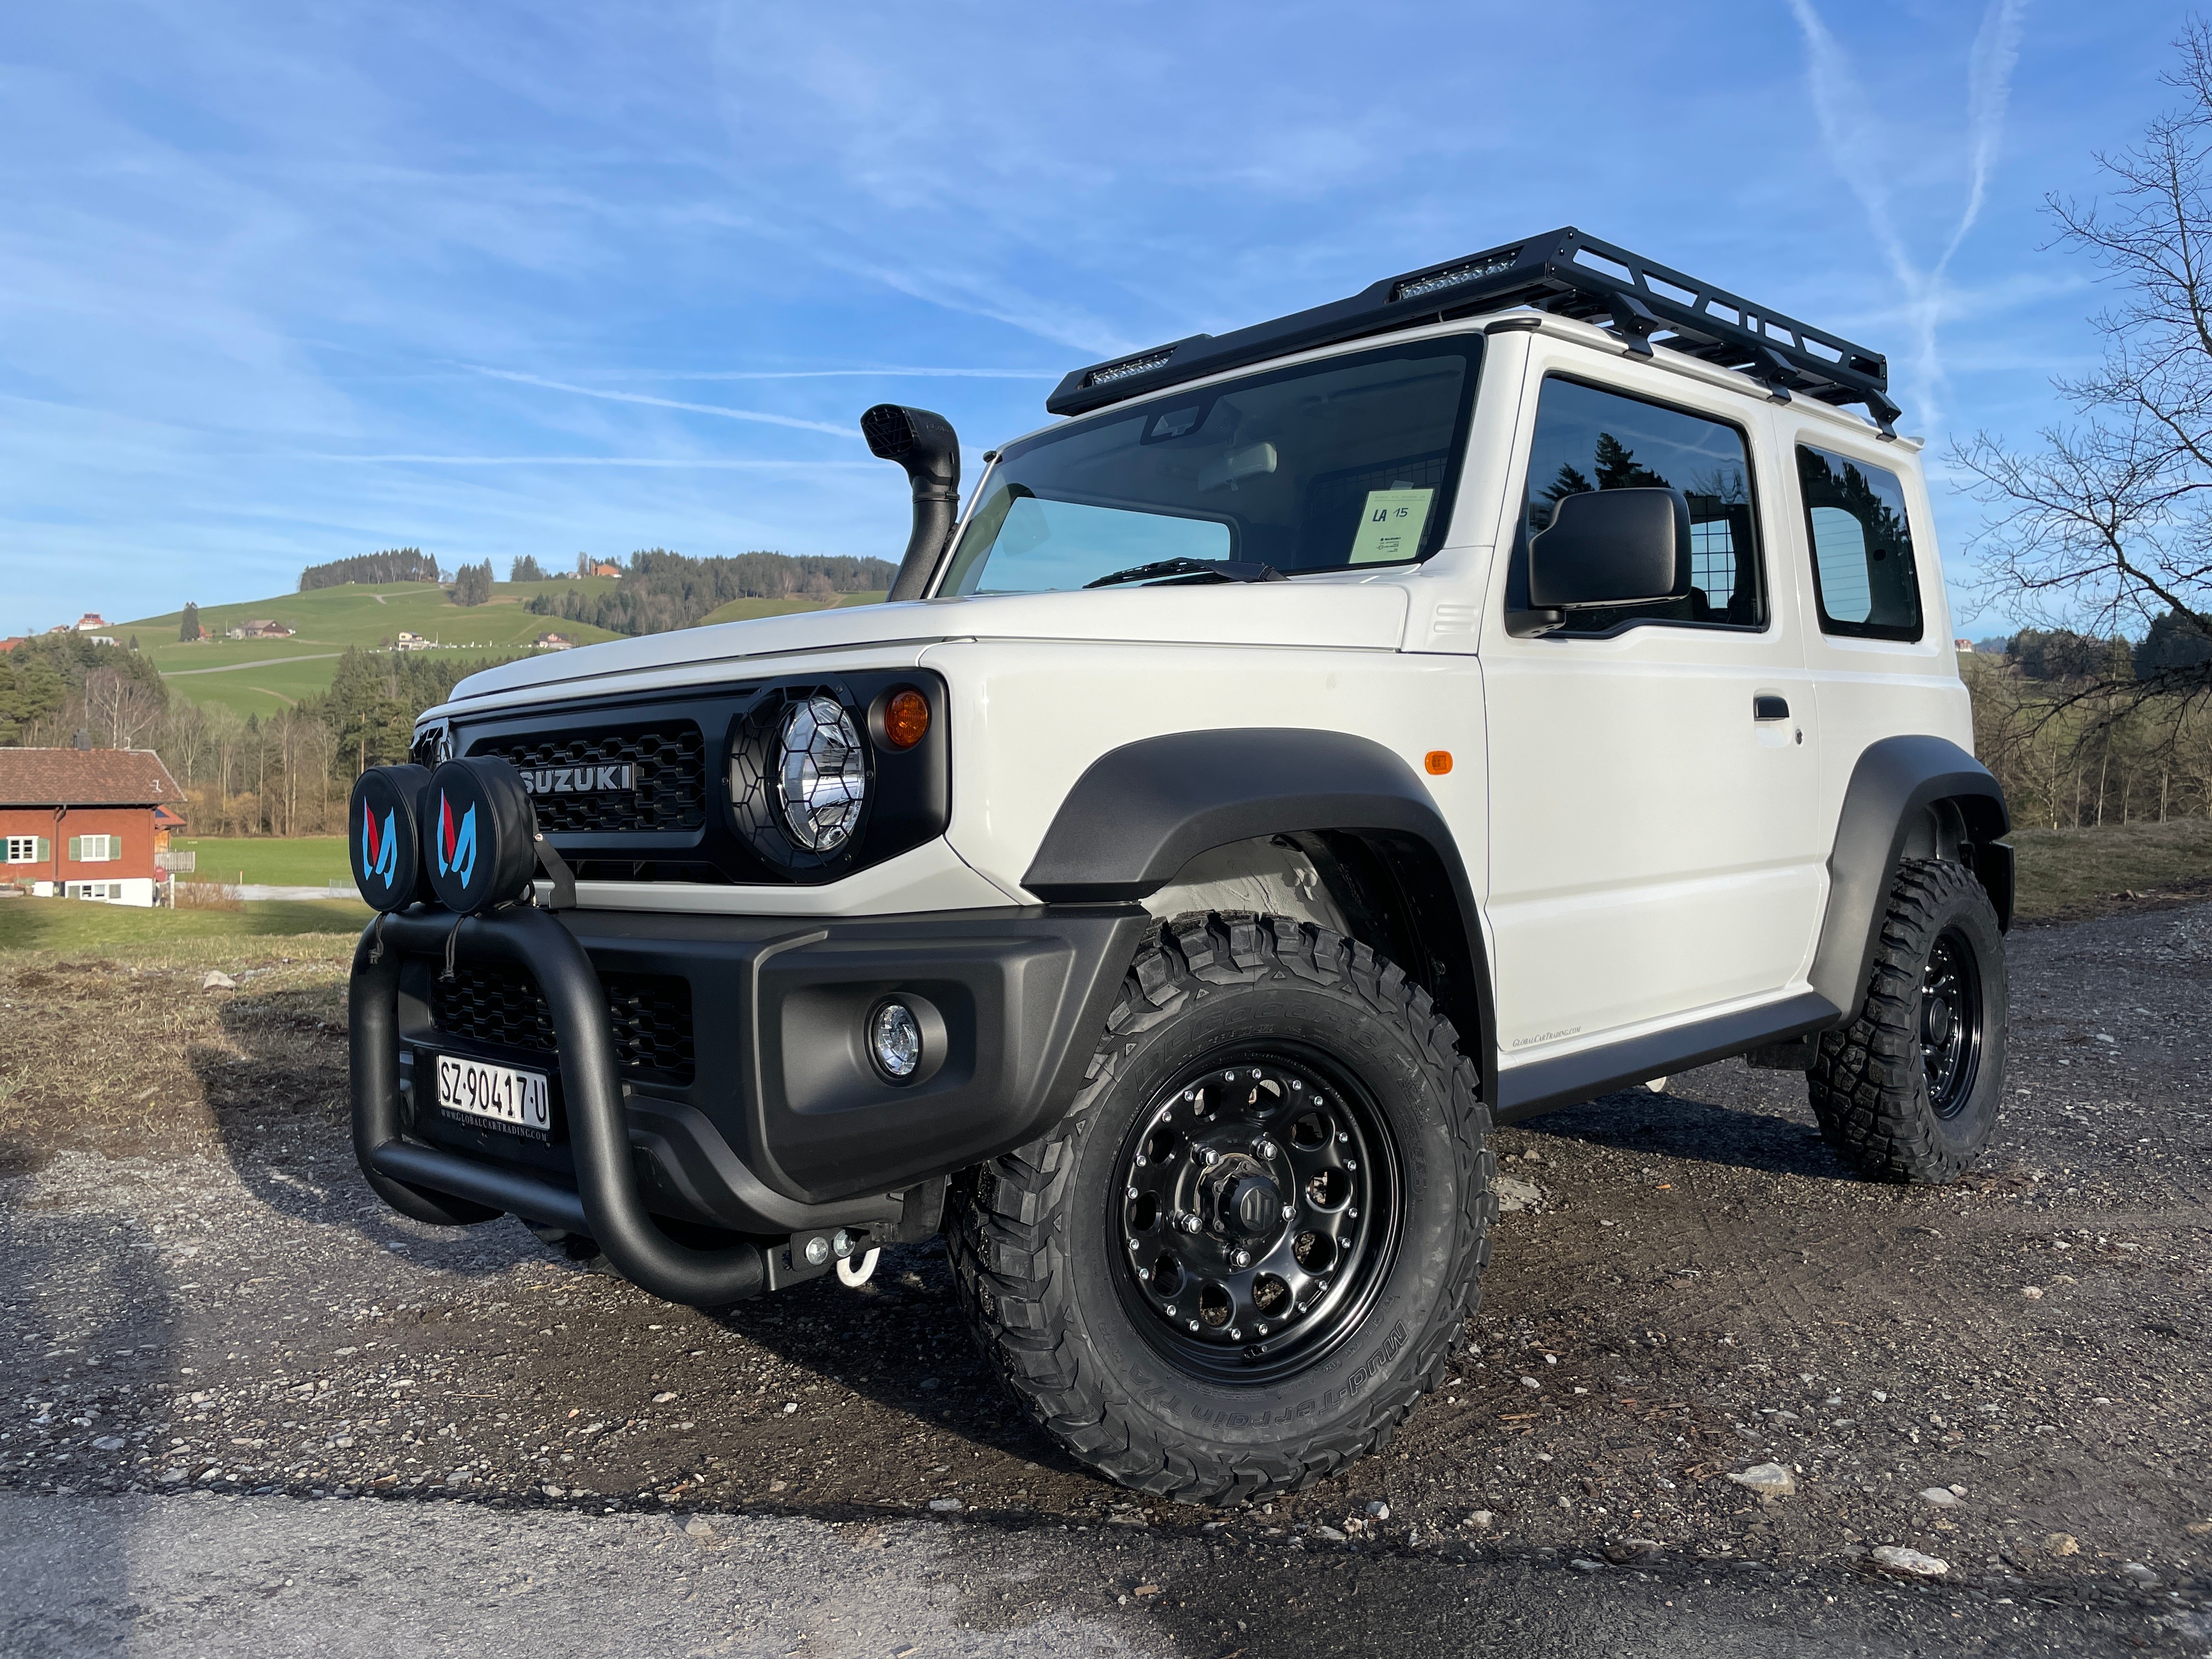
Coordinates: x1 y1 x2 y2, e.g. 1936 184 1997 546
1424 750 1452 775
882 689 931 751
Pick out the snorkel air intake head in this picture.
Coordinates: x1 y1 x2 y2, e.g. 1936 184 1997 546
862 404 961 602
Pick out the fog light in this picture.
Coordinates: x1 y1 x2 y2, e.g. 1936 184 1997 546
871 1001 922 1079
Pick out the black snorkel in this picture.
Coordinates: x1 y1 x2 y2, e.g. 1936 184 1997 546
861 403 961 602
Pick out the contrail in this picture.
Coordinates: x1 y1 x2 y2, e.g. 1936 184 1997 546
467 368 859 437
1785 0 2029 430
606 367 1061 382
1945 0 2030 272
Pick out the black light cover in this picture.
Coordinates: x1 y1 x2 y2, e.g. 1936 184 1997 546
348 764 435 912
423 758 540 914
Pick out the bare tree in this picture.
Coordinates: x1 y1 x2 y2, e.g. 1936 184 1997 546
83 667 164 750
1954 20 2212 716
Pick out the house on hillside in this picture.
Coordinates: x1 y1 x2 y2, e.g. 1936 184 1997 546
225 619 296 640
72 613 109 632
0 748 187 906
1 638 25 653
590 562 620 578
534 631 574 650
392 632 430 652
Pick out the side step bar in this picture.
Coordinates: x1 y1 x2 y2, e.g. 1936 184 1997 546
349 906 769 1307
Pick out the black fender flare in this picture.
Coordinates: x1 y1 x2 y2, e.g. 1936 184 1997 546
1022 728 1498 1100
1809 734 2012 1015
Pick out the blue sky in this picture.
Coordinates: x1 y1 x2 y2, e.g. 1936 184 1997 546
0 0 2186 637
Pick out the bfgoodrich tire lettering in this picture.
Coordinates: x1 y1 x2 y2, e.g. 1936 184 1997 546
1808 858 2008 1183
947 913 1493 1504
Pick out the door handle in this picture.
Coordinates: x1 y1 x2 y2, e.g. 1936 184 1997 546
1753 695 1790 721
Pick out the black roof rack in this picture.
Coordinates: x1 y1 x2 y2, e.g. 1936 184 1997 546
1045 228 1901 437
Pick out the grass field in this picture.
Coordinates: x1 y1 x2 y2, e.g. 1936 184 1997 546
2009 817 2212 923
170 837 351 887
696 590 885 627
0 895 366 956
122 584 888 715
123 581 627 716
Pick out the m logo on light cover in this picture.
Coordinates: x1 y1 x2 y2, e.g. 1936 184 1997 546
360 806 398 890
437 792 478 887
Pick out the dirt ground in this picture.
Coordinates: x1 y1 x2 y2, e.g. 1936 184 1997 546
3 904 2210 1652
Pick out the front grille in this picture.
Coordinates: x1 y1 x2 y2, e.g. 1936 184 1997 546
429 963 696 1085
470 723 709 834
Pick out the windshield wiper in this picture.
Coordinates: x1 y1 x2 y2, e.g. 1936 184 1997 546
1085 557 1287 589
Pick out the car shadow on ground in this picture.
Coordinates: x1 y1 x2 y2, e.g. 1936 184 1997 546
700 1239 1082 1476
1521 1066 1852 1183
195 1000 534 1283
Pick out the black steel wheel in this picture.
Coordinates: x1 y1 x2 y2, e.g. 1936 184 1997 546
948 913 1493 1504
1809 859 2008 1183
1918 927 1984 1118
1110 1046 1400 1385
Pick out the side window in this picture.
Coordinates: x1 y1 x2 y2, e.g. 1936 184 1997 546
1797 444 1923 641
1520 376 1765 634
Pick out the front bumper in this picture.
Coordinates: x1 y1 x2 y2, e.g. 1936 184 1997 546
349 900 1144 1305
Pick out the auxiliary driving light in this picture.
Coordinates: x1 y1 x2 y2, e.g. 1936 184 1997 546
870 1001 923 1079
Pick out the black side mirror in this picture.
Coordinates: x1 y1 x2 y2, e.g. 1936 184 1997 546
1527 487 1690 610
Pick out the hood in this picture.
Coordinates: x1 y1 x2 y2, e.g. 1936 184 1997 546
445 581 1412 703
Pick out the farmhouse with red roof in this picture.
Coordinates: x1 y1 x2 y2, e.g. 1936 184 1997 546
0 748 187 906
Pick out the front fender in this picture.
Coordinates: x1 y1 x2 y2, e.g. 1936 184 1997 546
1022 728 1455 902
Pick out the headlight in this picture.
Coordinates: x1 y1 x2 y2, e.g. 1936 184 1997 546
775 696 866 852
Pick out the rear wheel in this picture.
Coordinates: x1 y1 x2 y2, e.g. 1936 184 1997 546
948 914 1492 1504
1808 859 2007 1183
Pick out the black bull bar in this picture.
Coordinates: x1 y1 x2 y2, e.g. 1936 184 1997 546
349 905 774 1306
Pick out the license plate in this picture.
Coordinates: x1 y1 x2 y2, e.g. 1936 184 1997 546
434 1054 552 1138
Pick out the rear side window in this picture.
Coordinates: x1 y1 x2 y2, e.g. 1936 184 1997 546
1520 377 1765 634
1797 445 1922 641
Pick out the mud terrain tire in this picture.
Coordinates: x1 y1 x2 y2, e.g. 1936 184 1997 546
1808 858 2008 1183
947 913 1492 1504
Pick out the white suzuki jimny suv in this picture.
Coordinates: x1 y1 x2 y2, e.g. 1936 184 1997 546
347 228 2011 1504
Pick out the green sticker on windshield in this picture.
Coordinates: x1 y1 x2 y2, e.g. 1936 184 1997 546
1347 488 1434 564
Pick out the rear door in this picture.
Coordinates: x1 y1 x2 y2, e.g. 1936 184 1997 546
1481 351 1827 1065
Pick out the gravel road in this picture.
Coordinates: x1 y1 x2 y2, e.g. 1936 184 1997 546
4 902 2211 1655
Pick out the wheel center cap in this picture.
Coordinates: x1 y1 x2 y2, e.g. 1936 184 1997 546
1233 1176 1280 1234
1922 996 1952 1046
1200 1156 1280 1240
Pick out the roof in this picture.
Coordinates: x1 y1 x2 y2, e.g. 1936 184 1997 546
1047 227 1899 435
0 748 186 807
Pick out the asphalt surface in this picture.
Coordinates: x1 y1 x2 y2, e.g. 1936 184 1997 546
0 1489 2176 1658
4 901 2211 1655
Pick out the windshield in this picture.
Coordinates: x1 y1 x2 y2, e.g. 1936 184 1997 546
943 336 1482 594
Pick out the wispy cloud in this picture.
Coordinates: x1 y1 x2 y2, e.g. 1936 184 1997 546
465 368 860 437
301 453 879 468
1786 0 2030 428
605 367 1061 382
0 0 2128 636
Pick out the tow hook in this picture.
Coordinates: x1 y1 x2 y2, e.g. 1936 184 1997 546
768 1227 881 1290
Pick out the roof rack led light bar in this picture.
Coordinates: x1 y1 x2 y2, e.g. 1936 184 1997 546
1046 227 1903 438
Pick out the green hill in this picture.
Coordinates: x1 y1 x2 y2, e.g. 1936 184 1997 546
697 590 886 627
125 583 885 716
